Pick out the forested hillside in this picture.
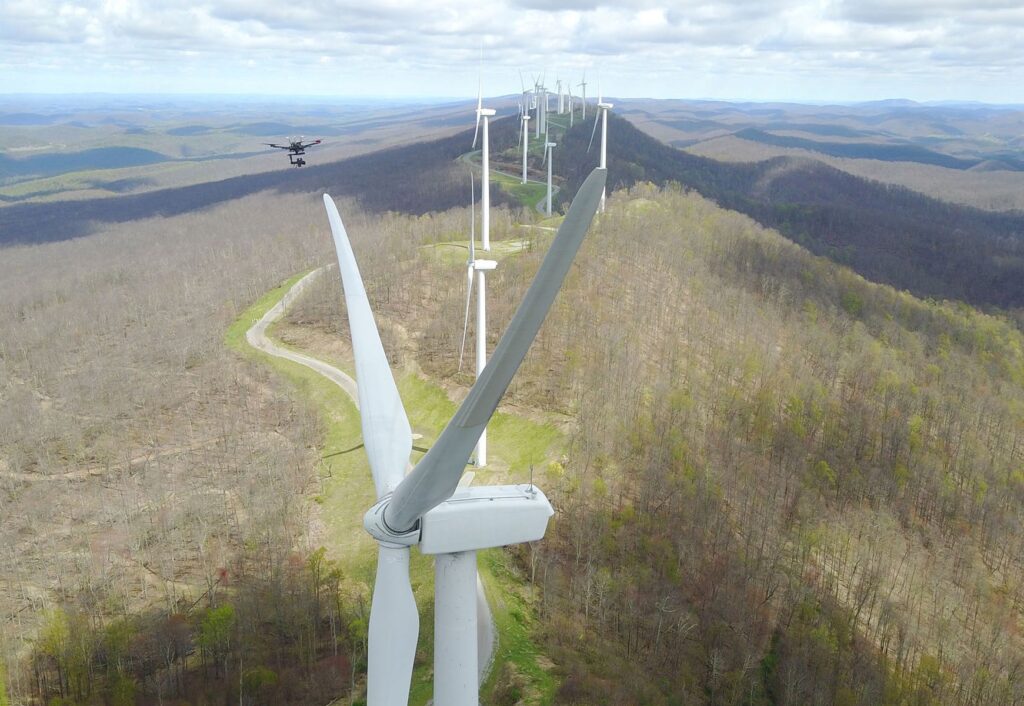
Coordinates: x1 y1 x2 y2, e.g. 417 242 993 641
0 125 512 245
551 114 1024 312
289 183 1024 704
0 192 362 704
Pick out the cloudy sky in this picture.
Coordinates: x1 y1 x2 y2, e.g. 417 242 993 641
2 0 1022 103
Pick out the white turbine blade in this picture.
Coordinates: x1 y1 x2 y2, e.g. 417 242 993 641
367 544 418 705
472 78 482 149
323 194 412 499
587 112 600 152
385 168 608 532
458 264 473 372
542 143 548 167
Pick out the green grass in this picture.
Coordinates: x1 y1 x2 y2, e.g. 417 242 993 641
480 549 559 704
491 169 549 209
423 236 538 268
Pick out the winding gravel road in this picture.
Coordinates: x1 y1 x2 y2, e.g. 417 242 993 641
245 265 495 687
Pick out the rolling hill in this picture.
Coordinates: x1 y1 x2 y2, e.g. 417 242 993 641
550 113 1024 311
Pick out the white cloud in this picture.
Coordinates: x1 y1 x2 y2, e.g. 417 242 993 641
0 0 1021 101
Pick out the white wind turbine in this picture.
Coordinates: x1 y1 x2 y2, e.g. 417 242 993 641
322 167 607 706
588 82 613 212
556 78 564 114
471 80 496 465
543 139 556 216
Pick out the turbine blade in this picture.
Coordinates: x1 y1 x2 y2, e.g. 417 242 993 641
323 194 412 499
458 264 473 372
386 168 608 531
367 545 418 706
542 144 548 167
587 112 600 152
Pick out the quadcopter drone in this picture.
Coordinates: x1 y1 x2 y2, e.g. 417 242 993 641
264 137 321 167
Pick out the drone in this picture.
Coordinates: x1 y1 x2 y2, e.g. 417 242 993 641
264 137 321 167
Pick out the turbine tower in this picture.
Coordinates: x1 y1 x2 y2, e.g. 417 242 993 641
521 112 531 184
543 140 556 216
567 83 575 128
322 167 607 706
588 84 613 212
472 82 496 465
578 72 588 121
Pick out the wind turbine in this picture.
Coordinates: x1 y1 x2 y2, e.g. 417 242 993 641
556 78 564 114
588 83 613 212
543 140 556 216
322 167 607 706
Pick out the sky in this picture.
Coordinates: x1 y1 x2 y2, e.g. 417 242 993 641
2 0 1023 103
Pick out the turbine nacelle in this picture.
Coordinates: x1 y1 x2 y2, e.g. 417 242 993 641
419 484 553 555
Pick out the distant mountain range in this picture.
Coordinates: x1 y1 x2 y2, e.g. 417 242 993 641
550 114 1024 310
5 108 1024 312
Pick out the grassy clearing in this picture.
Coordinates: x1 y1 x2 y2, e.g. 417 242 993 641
491 169 549 209
480 549 559 704
422 236 538 267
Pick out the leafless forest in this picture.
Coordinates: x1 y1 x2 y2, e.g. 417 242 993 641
3 174 1024 704
0 191 353 703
